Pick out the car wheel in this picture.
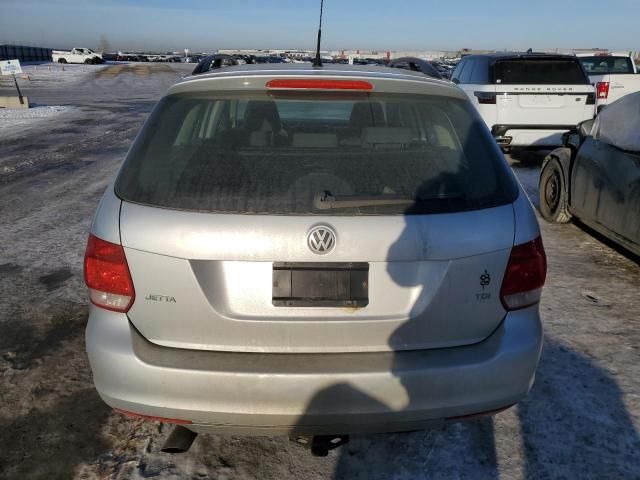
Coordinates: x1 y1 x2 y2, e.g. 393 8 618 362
58 58 67 63
539 156 571 223
85 58 92 64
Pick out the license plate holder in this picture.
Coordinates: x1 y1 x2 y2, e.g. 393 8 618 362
272 262 369 307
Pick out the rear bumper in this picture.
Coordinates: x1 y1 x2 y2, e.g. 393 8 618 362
86 305 543 436
491 124 576 147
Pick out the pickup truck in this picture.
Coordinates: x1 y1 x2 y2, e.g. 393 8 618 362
52 48 104 64
576 52 640 112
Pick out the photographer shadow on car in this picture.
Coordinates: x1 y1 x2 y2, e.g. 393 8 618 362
292 178 638 479
291 188 503 477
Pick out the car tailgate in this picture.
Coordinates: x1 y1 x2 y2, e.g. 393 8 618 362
120 201 515 354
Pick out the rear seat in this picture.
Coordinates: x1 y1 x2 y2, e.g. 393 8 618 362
361 127 412 149
340 102 386 146
244 101 285 147
291 133 338 148
289 128 412 149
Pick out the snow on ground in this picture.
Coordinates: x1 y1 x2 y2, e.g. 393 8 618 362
0 105 68 122
0 105 71 137
0 64 638 480
1 63 102 82
0 63 98 136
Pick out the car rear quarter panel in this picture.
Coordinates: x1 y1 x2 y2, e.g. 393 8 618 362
90 183 121 244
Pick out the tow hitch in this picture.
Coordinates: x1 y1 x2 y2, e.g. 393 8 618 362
292 435 350 457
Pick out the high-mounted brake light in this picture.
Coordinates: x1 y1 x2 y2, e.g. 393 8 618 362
84 233 135 312
596 81 610 100
500 236 547 311
266 79 373 91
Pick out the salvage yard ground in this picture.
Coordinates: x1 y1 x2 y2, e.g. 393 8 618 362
0 63 638 480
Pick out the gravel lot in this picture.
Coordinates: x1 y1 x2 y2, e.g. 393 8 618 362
0 64 638 480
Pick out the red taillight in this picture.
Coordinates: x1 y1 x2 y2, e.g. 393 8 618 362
266 79 373 91
500 236 547 311
596 82 610 99
84 233 135 312
114 408 192 425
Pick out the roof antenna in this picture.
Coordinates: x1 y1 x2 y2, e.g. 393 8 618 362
312 0 324 67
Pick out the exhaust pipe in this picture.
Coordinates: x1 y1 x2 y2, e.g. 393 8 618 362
311 435 349 457
161 425 198 453
291 435 350 457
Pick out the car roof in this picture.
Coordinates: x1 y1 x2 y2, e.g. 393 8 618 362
461 52 580 62
171 62 461 98
574 51 631 58
387 57 443 80
179 63 449 85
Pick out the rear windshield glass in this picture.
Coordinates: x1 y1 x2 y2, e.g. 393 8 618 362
579 56 635 75
115 91 517 215
493 59 589 85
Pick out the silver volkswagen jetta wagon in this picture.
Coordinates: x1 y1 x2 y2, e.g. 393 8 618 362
84 64 545 453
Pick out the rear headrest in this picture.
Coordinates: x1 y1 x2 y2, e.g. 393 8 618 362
250 130 271 147
292 133 338 148
244 101 281 132
349 102 385 129
361 127 412 146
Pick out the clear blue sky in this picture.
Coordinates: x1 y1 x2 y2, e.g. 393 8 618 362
1 0 637 52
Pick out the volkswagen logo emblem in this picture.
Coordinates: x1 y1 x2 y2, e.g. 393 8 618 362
307 225 336 255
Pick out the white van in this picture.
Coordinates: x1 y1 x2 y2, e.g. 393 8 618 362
451 53 596 148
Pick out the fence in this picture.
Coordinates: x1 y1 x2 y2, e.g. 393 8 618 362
0 44 52 62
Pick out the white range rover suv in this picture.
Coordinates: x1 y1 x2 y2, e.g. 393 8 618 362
451 53 596 148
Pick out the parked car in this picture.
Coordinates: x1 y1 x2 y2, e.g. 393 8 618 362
388 57 442 80
451 53 596 149
52 47 104 64
576 52 640 112
353 58 384 66
116 53 148 62
101 52 118 62
181 55 204 64
84 63 546 456
539 92 640 256
430 61 453 79
191 54 238 74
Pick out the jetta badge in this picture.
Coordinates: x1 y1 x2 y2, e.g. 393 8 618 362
307 225 336 255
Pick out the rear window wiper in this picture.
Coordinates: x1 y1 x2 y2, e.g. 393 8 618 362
313 191 465 210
